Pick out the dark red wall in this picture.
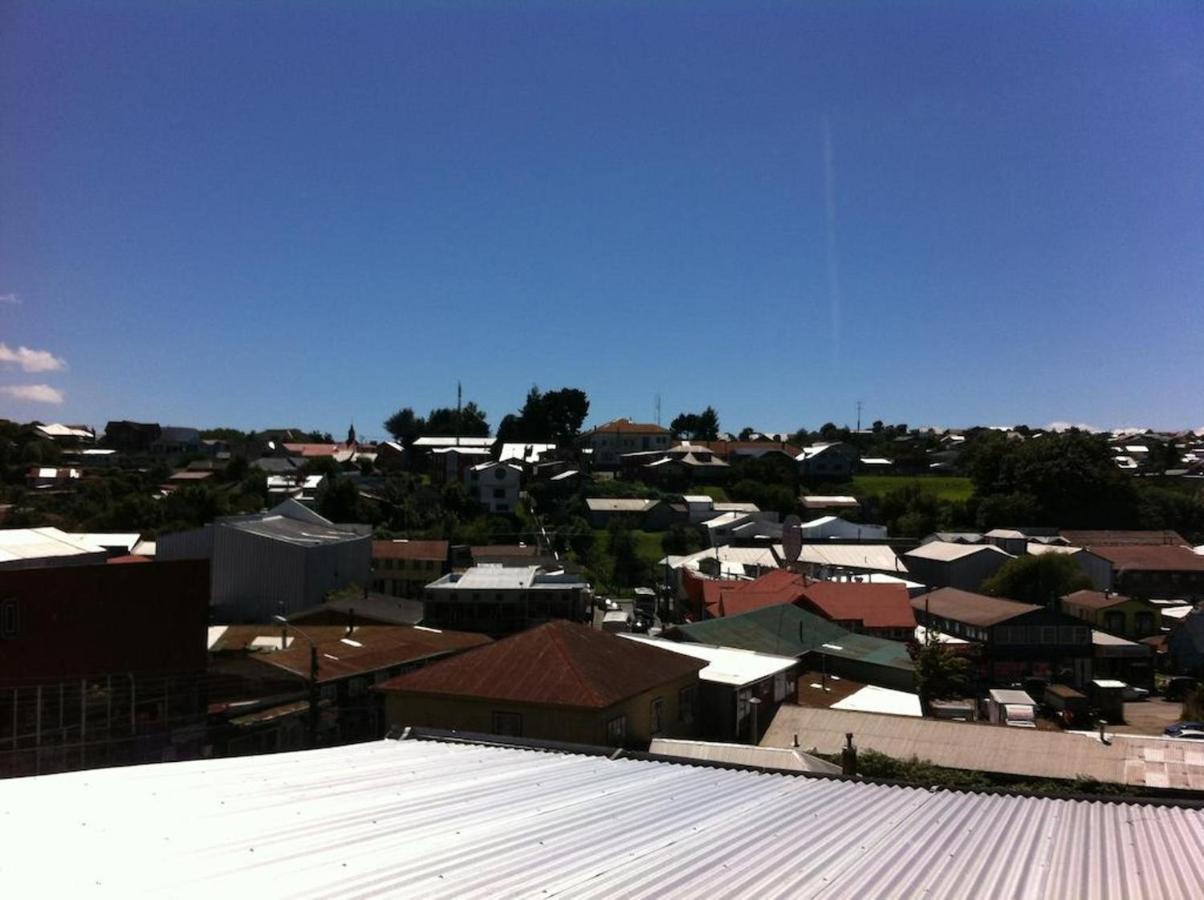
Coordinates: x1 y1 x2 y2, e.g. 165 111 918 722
0 560 209 680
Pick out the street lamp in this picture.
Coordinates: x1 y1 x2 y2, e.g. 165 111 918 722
272 615 320 748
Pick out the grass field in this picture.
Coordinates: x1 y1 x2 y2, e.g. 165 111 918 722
851 474 974 503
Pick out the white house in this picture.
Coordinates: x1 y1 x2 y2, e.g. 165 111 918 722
799 516 888 541
467 461 522 514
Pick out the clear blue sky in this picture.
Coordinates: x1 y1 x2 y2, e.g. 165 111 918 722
2 1 1201 438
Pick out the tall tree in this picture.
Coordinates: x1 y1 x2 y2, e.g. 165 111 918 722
496 386 589 445
425 401 489 437
383 407 422 444
980 553 1092 606
670 406 720 441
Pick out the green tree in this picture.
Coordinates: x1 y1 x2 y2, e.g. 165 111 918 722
910 638 970 710
496 386 589 445
670 406 720 441
608 518 647 589
980 553 1092 606
383 407 422 444
317 477 362 523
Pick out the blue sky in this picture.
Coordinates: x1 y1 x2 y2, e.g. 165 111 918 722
2 1 1202 437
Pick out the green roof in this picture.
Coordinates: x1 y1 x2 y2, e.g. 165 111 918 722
672 605 914 673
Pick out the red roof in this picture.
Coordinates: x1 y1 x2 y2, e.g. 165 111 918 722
696 440 803 459
796 582 916 630
1087 545 1204 573
106 554 151 564
282 442 354 457
372 540 449 562
715 569 809 617
376 620 704 709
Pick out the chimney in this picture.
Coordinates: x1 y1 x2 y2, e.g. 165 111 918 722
841 732 858 776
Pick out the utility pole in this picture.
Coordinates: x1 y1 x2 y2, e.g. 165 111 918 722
456 381 462 447
856 400 863 433
655 393 661 427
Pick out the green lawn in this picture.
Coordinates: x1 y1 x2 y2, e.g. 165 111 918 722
690 485 729 502
851 474 974 503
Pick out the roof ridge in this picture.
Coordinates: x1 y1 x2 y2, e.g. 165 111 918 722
547 623 608 707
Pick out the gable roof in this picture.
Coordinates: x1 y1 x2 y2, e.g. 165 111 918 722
1061 530 1187 547
376 620 704 709
911 588 1040 626
257 625 491 683
1086 544 1204 573
799 581 916 629
905 541 1012 563
584 498 660 513
581 418 670 437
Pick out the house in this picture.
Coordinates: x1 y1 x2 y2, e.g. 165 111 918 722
796 442 860 479
0 559 209 777
101 420 160 453
431 445 492 483
1167 606 1204 675
0 527 109 569
1061 590 1162 639
25 466 81 489
1027 543 1113 590
911 587 1094 686
371 539 449 599
423 565 593 635
207 623 490 755
5 735 1202 897
281 442 356 463
377 621 704 747
629 443 731 484
984 528 1030 556
466 460 522 513
668 603 916 692
799 495 860 512
584 497 674 530
1091 630 1155 689
681 494 760 524
921 531 985 545
151 426 202 456
467 543 547 566
798 515 887 541
31 423 95 444
902 541 1013 591
1060 529 1188 547
1079 545 1204 599
157 499 372 622
498 442 557 466
410 435 495 451
693 439 802 463
288 590 424 627
704 510 782 547
374 440 407 471
576 418 671 469
620 635 797 743
791 543 908 580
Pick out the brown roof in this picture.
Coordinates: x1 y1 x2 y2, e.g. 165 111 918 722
799 582 917 630
376 620 705 709
911 588 1040 627
583 418 670 436
1062 589 1133 610
1061 530 1187 547
697 440 803 459
227 625 491 683
1087 545 1204 573
372 539 449 562
470 544 538 559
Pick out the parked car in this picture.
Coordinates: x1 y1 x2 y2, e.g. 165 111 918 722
1174 730 1204 741
1164 721 1204 737
1163 677 1200 702
1121 684 1149 701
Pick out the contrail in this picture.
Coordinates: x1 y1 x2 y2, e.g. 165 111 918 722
822 114 842 360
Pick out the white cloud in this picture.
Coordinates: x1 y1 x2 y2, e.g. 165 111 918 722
0 343 67 373
0 384 65 404
0 293 17 304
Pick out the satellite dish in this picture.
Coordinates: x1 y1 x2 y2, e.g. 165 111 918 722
782 514 803 563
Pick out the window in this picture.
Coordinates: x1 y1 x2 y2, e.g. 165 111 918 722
606 715 626 746
492 711 523 737
493 487 506 498
678 686 695 723
650 697 664 734
1040 626 1057 644
348 677 367 698
0 599 18 639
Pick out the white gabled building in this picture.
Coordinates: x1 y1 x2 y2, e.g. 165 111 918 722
466 460 522 514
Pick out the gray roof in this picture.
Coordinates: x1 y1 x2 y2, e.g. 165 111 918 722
765 706 1204 792
3 736 1201 897
227 514 365 547
585 498 659 513
905 541 1012 562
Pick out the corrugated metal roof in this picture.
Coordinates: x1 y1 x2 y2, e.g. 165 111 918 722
765 706 1204 792
619 634 796 686
2 736 1202 898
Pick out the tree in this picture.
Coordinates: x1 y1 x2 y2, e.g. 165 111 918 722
425 401 489 437
980 553 1092 606
317 477 362 523
383 407 422 444
608 518 647 589
670 406 720 441
497 386 589 445
910 638 970 710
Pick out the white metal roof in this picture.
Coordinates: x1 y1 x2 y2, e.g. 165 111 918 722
619 635 796 686
0 527 107 564
585 498 658 512
2 737 1201 898
790 543 907 573
831 685 923 717
412 436 495 447
905 541 1013 562
648 738 840 774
